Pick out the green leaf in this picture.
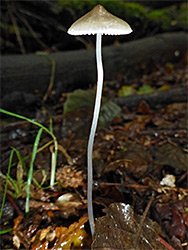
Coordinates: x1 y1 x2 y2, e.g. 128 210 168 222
118 86 135 97
63 89 96 115
137 85 154 95
63 89 121 127
99 101 121 127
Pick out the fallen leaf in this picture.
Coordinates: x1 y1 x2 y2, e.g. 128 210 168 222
13 235 20 249
39 226 51 241
123 115 152 136
158 84 170 91
154 143 187 171
137 100 152 114
55 193 83 218
13 215 30 249
103 143 152 178
13 215 23 231
137 84 154 94
63 89 95 115
31 217 88 250
29 200 59 210
99 101 121 127
92 203 169 250
153 199 188 249
63 89 121 127
118 86 136 97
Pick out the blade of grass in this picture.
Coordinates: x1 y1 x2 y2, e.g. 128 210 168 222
25 128 43 214
49 118 53 133
10 140 54 168
5 147 25 197
7 175 19 197
0 149 15 219
0 108 55 138
0 108 58 187
50 146 57 187
0 228 13 234
33 169 47 187
33 178 58 189
13 147 26 171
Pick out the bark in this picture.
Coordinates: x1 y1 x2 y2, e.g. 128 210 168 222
112 86 187 110
1 32 187 99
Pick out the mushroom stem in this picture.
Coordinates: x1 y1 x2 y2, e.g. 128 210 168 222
87 33 103 236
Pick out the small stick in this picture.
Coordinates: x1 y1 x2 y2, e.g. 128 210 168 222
135 192 154 250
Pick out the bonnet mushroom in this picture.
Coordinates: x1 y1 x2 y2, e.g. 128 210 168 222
68 4 132 236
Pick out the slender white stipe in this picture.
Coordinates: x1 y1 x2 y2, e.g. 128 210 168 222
87 33 103 236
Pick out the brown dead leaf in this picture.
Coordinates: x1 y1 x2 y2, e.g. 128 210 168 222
154 143 187 171
29 200 60 210
29 192 84 218
13 215 23 231
137 100 152 114
29 185 55 201
152 114 172 127
55 193 83 218
166 103 187 118
92 203 170 250
153 198 188 249
103 143 152 178
31 217 88 250
13 215 30 249
13 235 21 250
39 226 51 241
123 115 152 136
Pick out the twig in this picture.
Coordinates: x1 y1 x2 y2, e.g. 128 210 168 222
7 194 24 216
16 13 48 49
8 3 26 54
157 236 176 250
99 182 149 190
43 57 56 102
136 192 154 247
50 144 73 166
99 182 188 196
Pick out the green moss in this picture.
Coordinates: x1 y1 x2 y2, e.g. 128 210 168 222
121 2 146 18
148 3 188 30
57 1 187 32
148 9 172 30
177 3 188 29
57 0 147 21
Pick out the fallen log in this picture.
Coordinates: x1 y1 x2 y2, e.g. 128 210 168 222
1 32 187 99
112 86 187 110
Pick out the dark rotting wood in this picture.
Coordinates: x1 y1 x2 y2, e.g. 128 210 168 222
1 32 187 97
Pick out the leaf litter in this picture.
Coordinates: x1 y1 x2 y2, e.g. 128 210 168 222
0 61 188 249
92 202 173 250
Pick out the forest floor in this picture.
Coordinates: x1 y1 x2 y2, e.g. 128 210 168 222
0 58 188 249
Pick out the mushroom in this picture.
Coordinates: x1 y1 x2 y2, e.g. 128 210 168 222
68 4 132 236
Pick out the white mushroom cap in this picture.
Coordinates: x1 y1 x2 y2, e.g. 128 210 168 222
68 4 132 36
